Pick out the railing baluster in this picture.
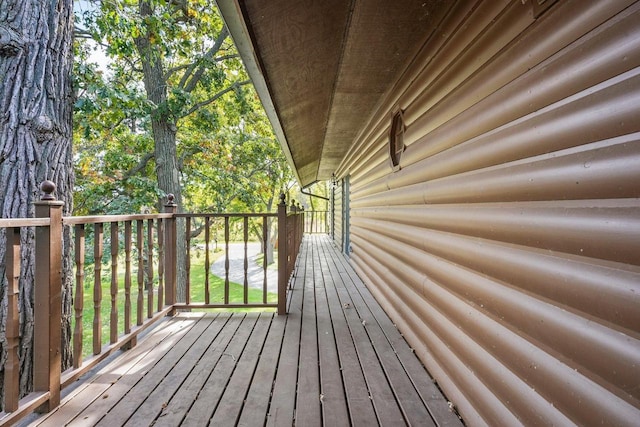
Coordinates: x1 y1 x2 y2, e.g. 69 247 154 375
124 221 132 335
243 216 249 304
146 219 154 318
93 223 103 355
224 216 230 305
136 220 144 326
186 216 191 305
262 216 268 304
73 225 85 368
4 227 21 412
204 216 210 304
157 219 164 312
110 222 119 344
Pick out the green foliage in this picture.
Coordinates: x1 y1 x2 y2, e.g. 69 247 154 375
73 0 294 216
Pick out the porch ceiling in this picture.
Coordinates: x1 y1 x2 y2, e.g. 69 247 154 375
217 0 445 187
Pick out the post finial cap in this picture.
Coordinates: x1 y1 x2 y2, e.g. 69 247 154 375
40 180 56 201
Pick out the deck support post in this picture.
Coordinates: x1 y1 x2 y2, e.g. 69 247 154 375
33 181 64 412
277 194 287 315
164 194 178 315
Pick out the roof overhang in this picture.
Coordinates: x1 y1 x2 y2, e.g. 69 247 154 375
217 0 446 187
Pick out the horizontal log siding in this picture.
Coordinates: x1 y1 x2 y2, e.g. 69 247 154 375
337 0 640 425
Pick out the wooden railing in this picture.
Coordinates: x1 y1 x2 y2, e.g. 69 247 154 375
63 211 176 371
304 210 329 234
0 183 304 425
174 212 278 310
279 200 305 314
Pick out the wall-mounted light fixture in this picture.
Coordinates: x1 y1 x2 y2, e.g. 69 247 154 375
330 173 337 189
389 109 405 172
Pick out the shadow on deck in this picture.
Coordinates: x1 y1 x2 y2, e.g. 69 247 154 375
22 235 462 426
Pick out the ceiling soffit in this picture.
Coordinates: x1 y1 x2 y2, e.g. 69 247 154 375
228 0 445 186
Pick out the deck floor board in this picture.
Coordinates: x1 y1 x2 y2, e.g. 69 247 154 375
315 252 350 426
318 244 378 426
210 312 274 425
324 241 437 426
295 242 322 427
266 243 307 427
36 318 191 427
94 314 216 427
332 246 462 427
236 315 286 427
68 317 197 427
123 313 228 426
181 313 258 426
153 313 242 427
24 235 461 427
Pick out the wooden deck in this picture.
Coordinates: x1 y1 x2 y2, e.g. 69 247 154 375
23 235 462 427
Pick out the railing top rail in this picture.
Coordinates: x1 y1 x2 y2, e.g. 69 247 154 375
63 213 174 225
0 218 51 228
176 212 277 218
0 210 313 228
1 209 316 228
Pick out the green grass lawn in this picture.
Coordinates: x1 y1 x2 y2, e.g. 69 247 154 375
72 253 276 358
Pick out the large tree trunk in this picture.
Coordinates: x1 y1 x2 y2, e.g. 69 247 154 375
265 195 276 265
151 117 189 302
135 0 188 302
0 0 74 406
254 194 278 265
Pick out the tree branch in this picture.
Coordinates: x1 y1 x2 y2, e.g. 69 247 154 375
213 54 240 62
179 27 229 93
164 63 191 80
166 53 239 81
181 80 250 117
177 145 203 170
119 54 143 74
74 28 94 39
189 221 206 239
123 152 155 179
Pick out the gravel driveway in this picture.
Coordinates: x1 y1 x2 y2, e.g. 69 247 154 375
210 242 278 293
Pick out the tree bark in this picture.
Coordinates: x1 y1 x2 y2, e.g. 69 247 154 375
0 0 74 405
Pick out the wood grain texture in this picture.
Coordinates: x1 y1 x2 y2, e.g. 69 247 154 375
25 236 459 427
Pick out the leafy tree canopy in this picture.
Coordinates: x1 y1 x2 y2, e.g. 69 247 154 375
72 0 296 216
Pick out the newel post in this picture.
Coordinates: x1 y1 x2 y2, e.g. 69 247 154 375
277 193 287 315
33 181 64 412
164 194 178 313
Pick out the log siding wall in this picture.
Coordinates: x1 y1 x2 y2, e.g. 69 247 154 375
335 0 640 425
